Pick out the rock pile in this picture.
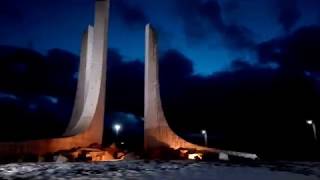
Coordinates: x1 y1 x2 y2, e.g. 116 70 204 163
0 143 127 163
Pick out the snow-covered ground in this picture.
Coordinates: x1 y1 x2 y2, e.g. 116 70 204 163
0 160 319 179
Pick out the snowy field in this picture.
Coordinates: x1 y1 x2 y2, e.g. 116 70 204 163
0 160 319 179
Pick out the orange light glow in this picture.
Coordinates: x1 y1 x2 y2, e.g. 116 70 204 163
87 151 114 161
188 153 203 160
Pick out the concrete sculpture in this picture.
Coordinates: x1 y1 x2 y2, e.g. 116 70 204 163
64 0 109 137
144 24 217 153
144 24 258 160
0 0 109 157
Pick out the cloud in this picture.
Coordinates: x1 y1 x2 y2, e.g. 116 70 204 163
0 47 145 140
257 25 320 71
0 92 18 100
175 0 255 50
111 0 149 27
230 59 252 71
0 46 78 140
276 0 301 31
0 44 318 157
159 50 194 80
106 49 144 115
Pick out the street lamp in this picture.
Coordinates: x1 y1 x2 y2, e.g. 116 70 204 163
113 124 122 136
201 130 208 147
306 120 317 141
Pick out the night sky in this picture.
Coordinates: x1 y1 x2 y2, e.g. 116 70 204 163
1 0 320 159
1 0 319 74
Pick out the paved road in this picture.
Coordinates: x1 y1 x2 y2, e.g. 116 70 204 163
0 160 319 179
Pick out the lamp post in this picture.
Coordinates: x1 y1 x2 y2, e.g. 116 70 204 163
201 130 208 147
113 124 122 137
306 120 317 141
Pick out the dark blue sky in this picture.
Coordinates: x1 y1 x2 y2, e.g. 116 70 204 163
1 0 319 75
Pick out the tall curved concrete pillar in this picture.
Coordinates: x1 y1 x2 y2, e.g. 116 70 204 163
0 0 109 157
144 24 259 160
64 0 109 137
144 24 217 153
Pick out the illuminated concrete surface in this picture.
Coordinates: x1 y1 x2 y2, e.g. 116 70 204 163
0 0 109 157
64 0 109 137
144 24 217 153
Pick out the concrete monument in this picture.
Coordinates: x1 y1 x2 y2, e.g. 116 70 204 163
0 0 109 157
144 24 258 160
144 24 217 153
